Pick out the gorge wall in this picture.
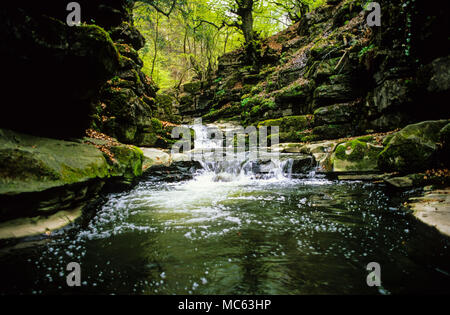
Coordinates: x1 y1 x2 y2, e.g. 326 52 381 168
0 0 172 147
175 0 450 143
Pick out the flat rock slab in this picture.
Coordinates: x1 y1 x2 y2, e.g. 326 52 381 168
409 188 450 237
141 148 171 171
0 206 82 240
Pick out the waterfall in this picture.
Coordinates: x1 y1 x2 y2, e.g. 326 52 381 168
188 122 297 182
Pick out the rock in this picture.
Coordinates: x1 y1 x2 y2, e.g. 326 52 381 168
258 115 314 142
258 115 313 133
385 175 415 188
141 148 171 172
369 112 412 131
373 78 413 112
313 83 357 107
252 153 316 174
313 102 356 125
331 138 383 172
0 128 143 223
378 120 450 173
109 21 145 50
0 11 120 139
419 55 450 94
337 174 387 181
408 188 450 237
182 81 204 94
277 140 339 171
288 155 316 173
439 123 450 166
311 123 354 140
0 130 108 196
0 206 83 240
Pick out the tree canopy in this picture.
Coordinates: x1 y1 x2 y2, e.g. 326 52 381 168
134 0 325 89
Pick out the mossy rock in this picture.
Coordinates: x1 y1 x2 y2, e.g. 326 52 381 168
0 129 109 195
257 115 313 134
182 81 204 94
109 145 143 183
313 102 355 125
73 24 120 75
0 128 146 197
332 139 383 172
311 123 353 140
378 120 450 173
306 57 340 82
274 80 314 103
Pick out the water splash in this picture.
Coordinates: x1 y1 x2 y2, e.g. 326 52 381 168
190 122 299 182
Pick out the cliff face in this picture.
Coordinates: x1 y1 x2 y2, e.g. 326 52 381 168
0 0 165 146
176 0 450 142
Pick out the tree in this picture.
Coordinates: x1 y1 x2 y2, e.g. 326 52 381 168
230 0 257 45
271 0 326 23
133 0 288 88
218 0 260 66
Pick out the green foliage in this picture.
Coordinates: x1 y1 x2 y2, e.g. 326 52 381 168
241 97 251 107
358 44 375 58
133 0 326 89
216 89 226 96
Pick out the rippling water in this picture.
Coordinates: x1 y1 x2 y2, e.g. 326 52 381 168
1 168 449 295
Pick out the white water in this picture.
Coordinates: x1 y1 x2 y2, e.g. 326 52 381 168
189 122 299 182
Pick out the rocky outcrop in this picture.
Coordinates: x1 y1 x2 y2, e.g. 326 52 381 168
175 0 450 142
378 120 450 173
0 128 144 236
0 0 171 148
0 4 121 139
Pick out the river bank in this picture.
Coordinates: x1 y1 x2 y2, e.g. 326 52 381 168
1 117 450 240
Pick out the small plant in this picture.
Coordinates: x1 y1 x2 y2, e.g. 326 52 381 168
358 44 375 58
216 89 226 96
241 97 251 108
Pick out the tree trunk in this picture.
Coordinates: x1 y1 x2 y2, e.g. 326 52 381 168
236 0 258 66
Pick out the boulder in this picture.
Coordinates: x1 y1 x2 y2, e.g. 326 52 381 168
378 120 449 173
0 128 143 222
331 138 383 172
141 148 171 171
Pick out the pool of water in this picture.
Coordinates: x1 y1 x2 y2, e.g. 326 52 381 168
1 169 449 295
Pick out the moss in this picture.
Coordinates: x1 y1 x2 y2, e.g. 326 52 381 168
110 145 143 181
60 162 109 184
216 89 226 96
183 81 203 94
151 118 163 132
275 80 313 100
257 115 313 136
378 120 449 173
333 139 383 172
335 140 366 162
356 135 374 143
250 105 261 116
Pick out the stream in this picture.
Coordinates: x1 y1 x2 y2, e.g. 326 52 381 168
0 124 449 295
